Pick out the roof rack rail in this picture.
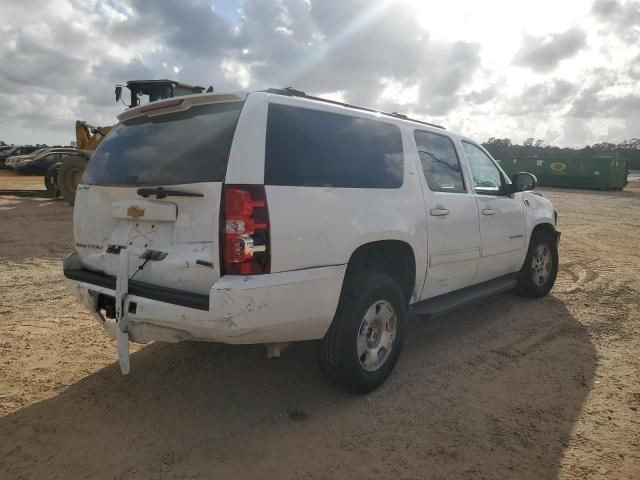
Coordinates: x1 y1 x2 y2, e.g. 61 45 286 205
262 87 446 130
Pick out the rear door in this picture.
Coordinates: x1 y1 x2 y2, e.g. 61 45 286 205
73 97 245 295
414 130 481 299
460 141 526 283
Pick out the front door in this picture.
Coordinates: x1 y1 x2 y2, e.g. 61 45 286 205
460 141 526 283
413 130 481 299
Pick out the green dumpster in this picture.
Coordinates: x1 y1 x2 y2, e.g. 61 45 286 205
495 157 629 190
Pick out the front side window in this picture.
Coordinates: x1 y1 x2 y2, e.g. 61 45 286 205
265 104 404 188
414 131 465 193
462 142 503 195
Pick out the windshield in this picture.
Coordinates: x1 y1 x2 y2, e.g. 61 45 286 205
82 101 243 186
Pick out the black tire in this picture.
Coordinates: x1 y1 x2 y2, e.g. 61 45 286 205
57 155 88 206
516 230 559 298
44 162 62 198
319 271 407 393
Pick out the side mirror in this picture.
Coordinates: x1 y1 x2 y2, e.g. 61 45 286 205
115 85 122 103
510 172 537 193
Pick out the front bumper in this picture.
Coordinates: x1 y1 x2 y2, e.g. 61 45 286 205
64 252 345 345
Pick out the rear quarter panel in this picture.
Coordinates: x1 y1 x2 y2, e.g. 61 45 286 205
228 93 428 301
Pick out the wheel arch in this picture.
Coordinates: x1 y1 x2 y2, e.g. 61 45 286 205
531 222 556 235
343 239 417 304
521 220 558 269
525 218 556 251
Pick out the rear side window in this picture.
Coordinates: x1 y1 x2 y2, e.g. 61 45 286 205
265 104 403 188
414 131 465 193
83 102 243 186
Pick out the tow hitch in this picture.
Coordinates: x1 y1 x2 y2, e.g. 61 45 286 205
115 249 130 374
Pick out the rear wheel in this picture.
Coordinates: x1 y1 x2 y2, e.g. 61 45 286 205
516 230 559 297
44 162 61 198
57 155 88 206
319 271 406 393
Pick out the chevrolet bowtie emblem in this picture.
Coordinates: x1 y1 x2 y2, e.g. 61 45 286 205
127 206 145 219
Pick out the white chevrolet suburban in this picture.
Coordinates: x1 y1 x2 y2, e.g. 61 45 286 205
64 88 560 393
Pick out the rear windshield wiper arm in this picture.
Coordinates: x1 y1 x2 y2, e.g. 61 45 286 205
137 187 204 199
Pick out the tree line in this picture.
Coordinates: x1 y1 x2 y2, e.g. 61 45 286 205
482 138 640 169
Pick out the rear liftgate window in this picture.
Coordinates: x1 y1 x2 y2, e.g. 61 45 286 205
265 104 404 188
83 101 243 186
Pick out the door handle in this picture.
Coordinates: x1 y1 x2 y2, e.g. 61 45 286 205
430 208 450 216
482 208 496 215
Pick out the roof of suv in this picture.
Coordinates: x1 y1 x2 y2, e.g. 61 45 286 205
262 87 446 131
117 87 448 132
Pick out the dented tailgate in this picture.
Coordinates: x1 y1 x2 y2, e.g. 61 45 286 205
72 97 245 296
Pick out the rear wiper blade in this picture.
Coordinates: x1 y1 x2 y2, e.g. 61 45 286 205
137 187 204 199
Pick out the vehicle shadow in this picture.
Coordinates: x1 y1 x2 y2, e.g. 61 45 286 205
0 292 595 479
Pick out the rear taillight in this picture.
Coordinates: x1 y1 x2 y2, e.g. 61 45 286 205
221 185 270 275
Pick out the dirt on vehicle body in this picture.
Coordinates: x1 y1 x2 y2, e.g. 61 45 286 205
0 177 639 479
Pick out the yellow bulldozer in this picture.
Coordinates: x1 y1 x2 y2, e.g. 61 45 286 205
53 80 205 205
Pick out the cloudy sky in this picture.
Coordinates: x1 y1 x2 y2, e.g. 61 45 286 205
1 0 638 146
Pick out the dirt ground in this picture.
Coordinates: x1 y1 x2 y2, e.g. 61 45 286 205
1 177 639 479
0 170 46 191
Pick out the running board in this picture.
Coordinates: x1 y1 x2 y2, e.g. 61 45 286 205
411 275 517 318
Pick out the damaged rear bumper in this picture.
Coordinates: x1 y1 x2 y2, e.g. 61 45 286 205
64 252 345 346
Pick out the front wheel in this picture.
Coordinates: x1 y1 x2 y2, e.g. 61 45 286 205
319 272 406 393
516 230 559 298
